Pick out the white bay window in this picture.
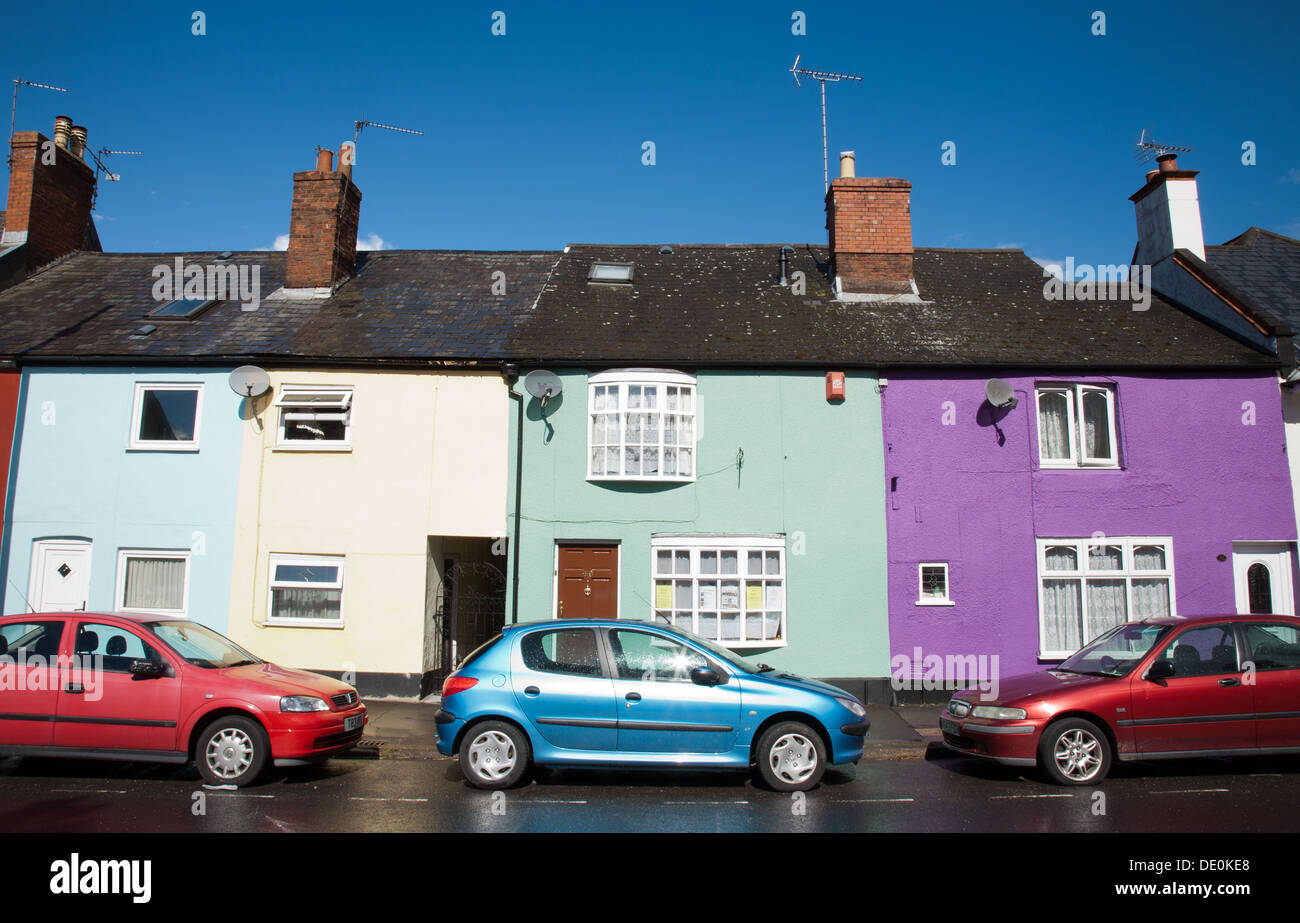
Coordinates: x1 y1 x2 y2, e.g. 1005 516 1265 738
589 370 696 481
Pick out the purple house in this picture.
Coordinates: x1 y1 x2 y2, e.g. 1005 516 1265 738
872 162 1297 695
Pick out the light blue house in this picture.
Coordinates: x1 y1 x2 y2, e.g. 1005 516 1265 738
3 366 243 631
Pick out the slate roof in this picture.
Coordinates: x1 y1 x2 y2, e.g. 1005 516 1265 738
513 244 1275 369
1207 227 1300 330
0 249 558 363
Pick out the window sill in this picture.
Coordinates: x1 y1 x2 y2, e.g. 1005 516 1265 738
587 475 696 484
127 445 200 453
273 444 353 453
915 599 955 607
1037 463 1122 471
263 619 346 629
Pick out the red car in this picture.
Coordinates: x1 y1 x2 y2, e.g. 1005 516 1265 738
0 611 366 786
940 613 1300 784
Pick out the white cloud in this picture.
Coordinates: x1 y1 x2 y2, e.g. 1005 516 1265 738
273 233 290 251
1032 256 1068 279
357 232 389 250
93 212 118 222
1281 168 1300 185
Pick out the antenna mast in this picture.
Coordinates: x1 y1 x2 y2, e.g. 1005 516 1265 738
1134 127 1192 163
789 55 862 191
9 77 69 165
353 119 424 145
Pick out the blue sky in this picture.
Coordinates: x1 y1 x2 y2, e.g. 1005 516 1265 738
4 0 1298 272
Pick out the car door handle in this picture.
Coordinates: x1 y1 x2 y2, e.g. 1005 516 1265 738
1218 677 1241 687
65 683 84 694
523 686 541 696
625 692 641 702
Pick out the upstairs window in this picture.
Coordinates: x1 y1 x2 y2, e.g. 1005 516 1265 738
275 385 353 448
1036 384 1118 468
130 383 203 451
589 370 696 481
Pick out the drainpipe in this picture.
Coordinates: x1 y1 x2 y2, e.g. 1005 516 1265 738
502 363 523 623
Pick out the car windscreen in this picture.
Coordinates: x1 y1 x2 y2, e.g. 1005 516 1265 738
146 621 263 669
651 621 762 674
1057 622 1174 677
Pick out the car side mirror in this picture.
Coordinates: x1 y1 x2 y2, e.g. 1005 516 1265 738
1146 659 1175 681
130 659 167 678
690 666 724 686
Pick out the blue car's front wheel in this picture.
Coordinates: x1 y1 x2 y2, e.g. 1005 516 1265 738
755 721 826 792
460 721 532 790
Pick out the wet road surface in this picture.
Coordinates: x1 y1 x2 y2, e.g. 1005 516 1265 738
1 750 1297 833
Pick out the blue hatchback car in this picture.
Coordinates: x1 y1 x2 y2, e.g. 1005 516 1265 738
434 619 869 791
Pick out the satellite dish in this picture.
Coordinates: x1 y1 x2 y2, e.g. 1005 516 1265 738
985 378 1018 409
229 366 271 398
524 370 563 409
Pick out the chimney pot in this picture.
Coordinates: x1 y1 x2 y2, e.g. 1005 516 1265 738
69 125 87 160
839 151 856 179
1157 152 1179 172
53 116 72 150
315 148 334 172
339 141 355 181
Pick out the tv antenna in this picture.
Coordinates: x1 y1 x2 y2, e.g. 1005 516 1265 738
1134 128 1192 164
8 77 69 164
89 147 142 183
789 55 862 192
353 119 424 145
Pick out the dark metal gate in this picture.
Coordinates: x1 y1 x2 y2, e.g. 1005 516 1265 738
430 560 506 686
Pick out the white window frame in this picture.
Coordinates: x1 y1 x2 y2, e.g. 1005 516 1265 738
115 549 191 617
1035 536 1176 659
1035 384 1119 469
588 369 697 482
266 553 346 628
129 382 204 451
650 534 785 649
274 384 354 450
916 562 953 606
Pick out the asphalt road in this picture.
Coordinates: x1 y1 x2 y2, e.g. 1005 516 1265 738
1 749 1298 833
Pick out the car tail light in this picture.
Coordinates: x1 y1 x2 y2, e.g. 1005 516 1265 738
441 675 478 698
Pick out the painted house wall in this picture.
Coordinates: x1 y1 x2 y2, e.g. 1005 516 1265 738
226 369 509 687
1282 387 1300 539
883 370 1298 679
509 368 892 682
2 367 241 629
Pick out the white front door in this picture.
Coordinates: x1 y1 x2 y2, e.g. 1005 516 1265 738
1232 543 1295 616
27 540 93 612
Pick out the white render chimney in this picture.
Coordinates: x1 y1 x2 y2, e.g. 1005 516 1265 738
1131 153 1206 264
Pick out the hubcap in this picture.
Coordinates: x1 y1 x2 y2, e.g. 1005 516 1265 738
468 730 517 780
1053 728 1102 781
206 728 254 780
769 732 817 784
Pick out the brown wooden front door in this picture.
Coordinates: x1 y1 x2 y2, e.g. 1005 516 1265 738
557 544 619 619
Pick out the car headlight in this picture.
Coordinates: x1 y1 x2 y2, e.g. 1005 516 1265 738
280 695 330 713
970 705 1027 720
836 697 867 718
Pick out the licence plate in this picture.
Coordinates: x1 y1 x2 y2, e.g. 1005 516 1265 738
344 714 364 732
940 717 960 736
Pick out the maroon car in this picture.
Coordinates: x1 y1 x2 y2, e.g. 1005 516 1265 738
940 613 1300 784
0 612 366 786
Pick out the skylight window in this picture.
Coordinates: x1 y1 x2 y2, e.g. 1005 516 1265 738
150 298 215 319
588 262 634 283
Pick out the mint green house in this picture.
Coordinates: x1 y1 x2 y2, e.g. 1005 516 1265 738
504 245 892 698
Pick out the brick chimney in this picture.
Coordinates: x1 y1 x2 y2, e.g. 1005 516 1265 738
824 151 914 296
284 147 362 290
1131 153 1205 265
3 120 98 270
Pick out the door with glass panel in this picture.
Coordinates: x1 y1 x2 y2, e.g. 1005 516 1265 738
1232 543 1294 616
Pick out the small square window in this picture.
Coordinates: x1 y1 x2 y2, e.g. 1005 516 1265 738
917 563 952 606
130 383 203 451
275 386 353 448
116 550 190 616
267 554 344 627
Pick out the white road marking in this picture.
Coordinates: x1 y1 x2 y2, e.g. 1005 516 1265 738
525 799 589 804
1150 788 1230 794
348 797 430 803
989 793 1074 800
50 788 127 794
829 797 915 803
207 792 275 799
663 800 749 805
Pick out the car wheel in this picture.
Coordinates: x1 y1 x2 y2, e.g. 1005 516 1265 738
755 721 826 792
459 721 531 790
197 715 269 787
1038 718 1111 785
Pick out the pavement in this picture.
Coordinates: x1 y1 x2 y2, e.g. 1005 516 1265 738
352 699 949 762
